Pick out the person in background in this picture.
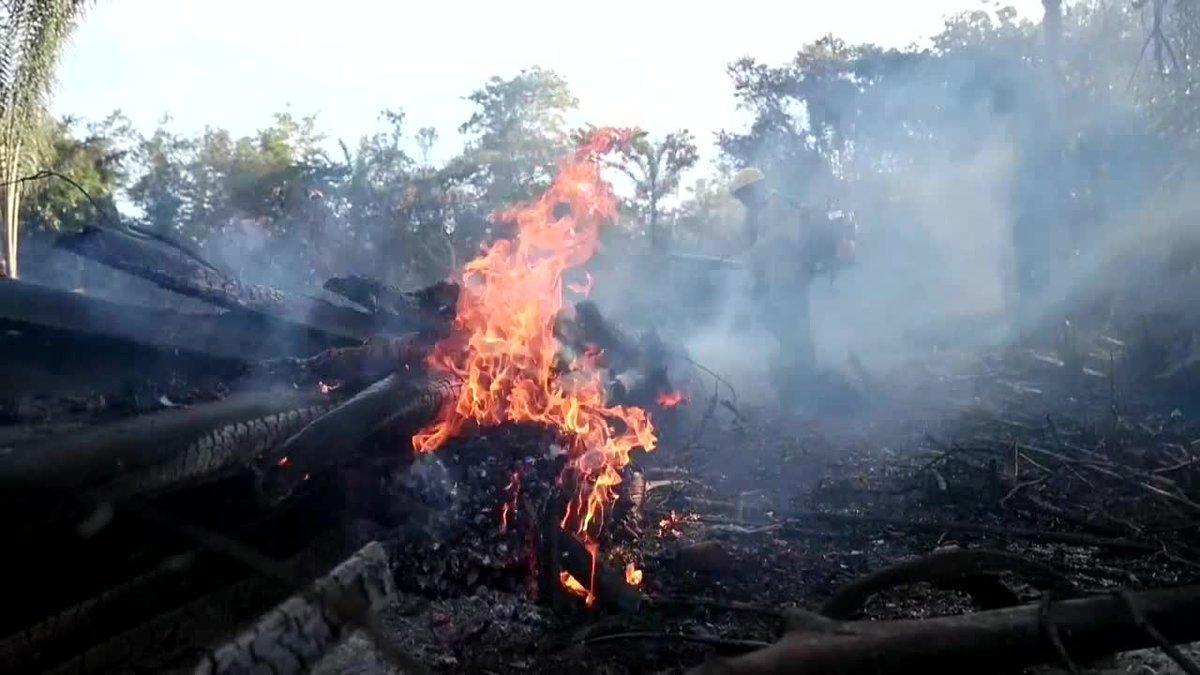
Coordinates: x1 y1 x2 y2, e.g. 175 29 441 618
730 167 857 399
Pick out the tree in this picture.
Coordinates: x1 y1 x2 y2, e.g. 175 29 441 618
22 112 133 233
415 126 438 167
458 66 577 208
607 128 699 250
0 0 90 277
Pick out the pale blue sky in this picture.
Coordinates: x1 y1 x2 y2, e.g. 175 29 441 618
53 0 1043 168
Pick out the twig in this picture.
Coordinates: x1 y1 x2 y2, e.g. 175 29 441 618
1040 594 1082 675
682 354 738 405
788 511 1158 552
4 169 219 272
1017 452 1054 475
1117 590 1200 675
648 596 783 618
582 631 769 651
683 380 721 452
1155 456 1200 474
1138 481 1200 514
1001 475 1050 506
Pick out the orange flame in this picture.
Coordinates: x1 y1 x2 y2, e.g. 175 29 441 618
559 571 594 605
657 510 698 538
656 390 688 408
499 469 521 534
411 128 657 600
624 563 643 586
566 271 594 297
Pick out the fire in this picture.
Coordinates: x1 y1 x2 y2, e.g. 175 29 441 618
656 390 688 408
624 563 643 586
559 571 594 605
566 271 594 297
657 510 698 538
411 128 658 601
499 469 521 534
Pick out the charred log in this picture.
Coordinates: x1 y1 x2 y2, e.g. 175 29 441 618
0 279 339 362
572 301 638 370
324 275 457 323
260 373 460 501
0 479 350 674
692 586 1200 675
0 389 329 493
91 403 332 503
246 333 431 389
57 226 435 340
196 541 396 675
555 527 644 613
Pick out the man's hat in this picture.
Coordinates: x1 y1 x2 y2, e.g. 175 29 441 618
730 167 766 197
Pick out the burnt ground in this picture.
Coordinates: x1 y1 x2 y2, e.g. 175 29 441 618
309 337 1200 674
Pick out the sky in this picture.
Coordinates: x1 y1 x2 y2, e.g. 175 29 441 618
53 0 1044 169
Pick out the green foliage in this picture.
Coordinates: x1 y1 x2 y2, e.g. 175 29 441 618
604 127 699 249
459 66 578 206
0 0 90 276
21 112 133 232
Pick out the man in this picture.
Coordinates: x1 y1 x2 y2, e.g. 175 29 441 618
729 167 856 398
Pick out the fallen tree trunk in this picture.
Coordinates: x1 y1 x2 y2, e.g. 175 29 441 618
58 226 439 340
195 541 395 675
260 372 460 501
0 279 339 361
0 389 330 493
692 585 1200 675
246 333 431 388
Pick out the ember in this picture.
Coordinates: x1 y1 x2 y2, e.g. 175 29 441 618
566 272 594 297
411 127 658 601
558 571 594 605
658 510 698 538
499 469 521 534
657 390 688 408
624 562 643 586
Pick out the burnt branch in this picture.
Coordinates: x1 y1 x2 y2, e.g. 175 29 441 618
693 585 1200 675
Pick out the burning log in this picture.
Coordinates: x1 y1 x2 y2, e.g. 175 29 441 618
57 226 441 341
572 301 639 370
555 301 675 409
261 373 460 501
196 541 396 675
0 389 329 494
0 279 340 361
554 526 644 613
691 586 1200 675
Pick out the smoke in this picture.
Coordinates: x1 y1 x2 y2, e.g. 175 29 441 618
587 4 1198 413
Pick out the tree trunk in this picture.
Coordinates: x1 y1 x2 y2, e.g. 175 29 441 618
2 146 22 279
1043 0 1063 64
